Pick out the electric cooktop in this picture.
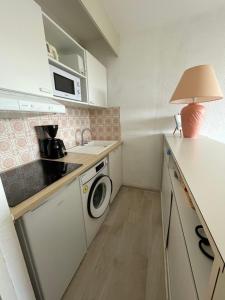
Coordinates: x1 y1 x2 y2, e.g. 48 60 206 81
0 159 82 207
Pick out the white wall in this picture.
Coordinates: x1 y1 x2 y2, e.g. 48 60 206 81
105 8 225 190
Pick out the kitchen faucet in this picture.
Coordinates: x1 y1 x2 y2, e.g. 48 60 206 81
81 128 92 146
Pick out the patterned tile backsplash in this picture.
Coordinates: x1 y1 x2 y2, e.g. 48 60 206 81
0 107 120 172
90 107 121 140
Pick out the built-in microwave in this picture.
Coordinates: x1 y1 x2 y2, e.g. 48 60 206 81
50 65 81 101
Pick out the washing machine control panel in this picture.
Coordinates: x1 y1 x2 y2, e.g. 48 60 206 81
80 158 108 185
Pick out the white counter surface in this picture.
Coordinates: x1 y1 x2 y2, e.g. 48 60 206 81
165 135 225 263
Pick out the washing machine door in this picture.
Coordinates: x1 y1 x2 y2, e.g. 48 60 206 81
88 175 112 218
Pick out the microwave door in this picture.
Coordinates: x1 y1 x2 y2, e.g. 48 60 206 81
53 73 76 98
50 65 81 101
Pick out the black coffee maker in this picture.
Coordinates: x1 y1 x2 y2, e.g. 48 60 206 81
35 125 67 159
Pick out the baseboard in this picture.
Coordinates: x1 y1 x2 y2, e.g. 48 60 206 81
122 184 160 193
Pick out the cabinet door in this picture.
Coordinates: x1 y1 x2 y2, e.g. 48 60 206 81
161 159 173 248
86 51 107 107
109 146 122 202
0 0 52 97
167 198 198 300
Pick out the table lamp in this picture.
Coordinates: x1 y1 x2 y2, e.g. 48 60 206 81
170 65 223 138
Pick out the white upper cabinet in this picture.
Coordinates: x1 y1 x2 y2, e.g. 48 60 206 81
86 51 107 107
79 0 120 55
0 0 52 97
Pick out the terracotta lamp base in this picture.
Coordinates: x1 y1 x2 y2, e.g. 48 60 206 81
181 103 205 138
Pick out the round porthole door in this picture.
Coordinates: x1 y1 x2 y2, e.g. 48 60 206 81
88 175 112 218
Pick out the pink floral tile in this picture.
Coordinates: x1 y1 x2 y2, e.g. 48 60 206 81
104 117 113 125
10 119 25 135
15 136 28 149
68 117 75 127
18 150 33 164
26 117 40 131
60 115 68 127
105 126 113 133
0 155 17 171
96 117 104 125
75 119 81 126
80 118 85 127
75 129 81 145
0 139 13 154
0 119 10 138
89 109 97 117
74 109 80 117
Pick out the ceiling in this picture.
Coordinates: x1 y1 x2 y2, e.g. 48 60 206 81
100 0 225 35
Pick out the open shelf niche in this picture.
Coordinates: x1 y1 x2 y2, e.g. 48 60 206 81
42 13 88 104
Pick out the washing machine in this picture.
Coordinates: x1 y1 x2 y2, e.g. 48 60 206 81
80 157 112 247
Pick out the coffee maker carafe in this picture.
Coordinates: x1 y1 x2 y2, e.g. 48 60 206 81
35 125 67 159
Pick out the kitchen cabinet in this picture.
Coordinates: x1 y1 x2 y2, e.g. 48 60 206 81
0 0 52 97
79 0 120 55
15 178 86 300
162 136 225 300
109 145 122 202
167 197 198 300
86 51 107 107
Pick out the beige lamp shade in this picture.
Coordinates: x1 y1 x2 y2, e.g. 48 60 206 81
170 65 223 104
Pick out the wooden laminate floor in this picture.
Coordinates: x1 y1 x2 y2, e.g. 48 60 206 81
63 186 166 300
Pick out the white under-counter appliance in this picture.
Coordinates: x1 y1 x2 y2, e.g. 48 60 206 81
15 179 86 300
50 64 81 101
80 157 112 247
6 160 86 300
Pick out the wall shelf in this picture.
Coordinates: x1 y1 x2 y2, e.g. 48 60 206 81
43 13 86 78
42 12 108 110
42 13 90 105
52 96 107 109
52 96 89 108
48 57 86 79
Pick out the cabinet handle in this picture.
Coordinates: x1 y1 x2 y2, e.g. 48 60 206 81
166 191 173 248
166 149 171 155
39 87 51 94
